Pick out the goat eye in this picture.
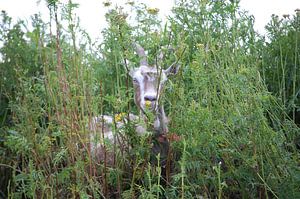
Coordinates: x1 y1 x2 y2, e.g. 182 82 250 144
133 78 138 84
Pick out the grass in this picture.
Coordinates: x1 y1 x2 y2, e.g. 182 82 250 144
0 0 300 198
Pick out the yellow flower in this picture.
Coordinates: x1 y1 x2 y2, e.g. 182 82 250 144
145 100 152 108
114 112 126 122
147 8 159 15
116 14 128 23
196 43 204 49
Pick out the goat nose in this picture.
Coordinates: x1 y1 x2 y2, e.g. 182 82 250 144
144 95 156 102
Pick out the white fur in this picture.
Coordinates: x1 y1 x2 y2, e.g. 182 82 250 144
89 47 180 160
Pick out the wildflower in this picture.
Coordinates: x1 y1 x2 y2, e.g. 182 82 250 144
103 1 111 7
126 1 134 6
196 43 204 49
145 100 151 108
116 14 128 22
147 8 159 15
283 14 290 18
114 112 126 122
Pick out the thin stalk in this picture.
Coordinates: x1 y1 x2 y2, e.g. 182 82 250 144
180 140 187 199
279 44 286 119
293 17 298 121
99 81 108 197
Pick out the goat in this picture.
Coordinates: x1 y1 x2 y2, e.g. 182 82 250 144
89 44 180 163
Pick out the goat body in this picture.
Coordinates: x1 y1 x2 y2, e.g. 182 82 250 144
89 44 180 163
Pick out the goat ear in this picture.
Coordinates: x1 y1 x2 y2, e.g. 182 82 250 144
123 59 135 77
129 68 135 77
164 62 180 77
133 43 148 66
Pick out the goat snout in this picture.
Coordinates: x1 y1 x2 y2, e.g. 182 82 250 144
144 95 157 102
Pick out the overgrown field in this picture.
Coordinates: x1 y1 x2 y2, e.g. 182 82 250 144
1 0 300 198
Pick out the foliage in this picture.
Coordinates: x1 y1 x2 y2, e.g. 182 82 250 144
167 0 300 198
261 13 300 122
0 0 300 198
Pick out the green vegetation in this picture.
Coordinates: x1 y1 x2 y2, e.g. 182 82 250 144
0 0 299 198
